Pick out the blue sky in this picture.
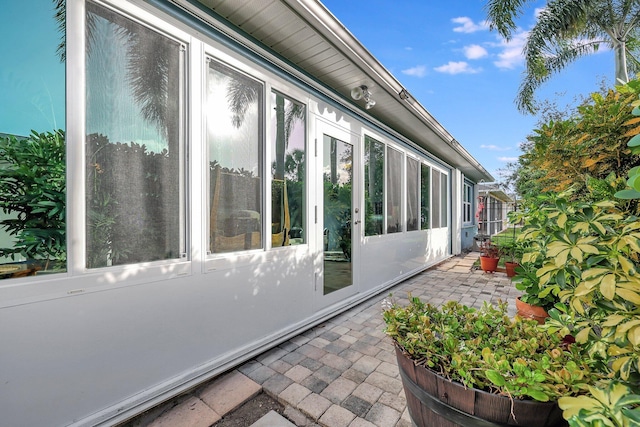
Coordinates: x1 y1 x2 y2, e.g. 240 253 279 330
321 0 614 180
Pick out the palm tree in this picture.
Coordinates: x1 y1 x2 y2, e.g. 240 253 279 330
486 0 640 113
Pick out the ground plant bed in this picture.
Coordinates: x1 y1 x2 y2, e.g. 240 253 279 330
395 347 566 427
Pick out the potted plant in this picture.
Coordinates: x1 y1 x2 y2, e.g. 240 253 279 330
383 296 599 427
497 238 523 278
479 239 501 273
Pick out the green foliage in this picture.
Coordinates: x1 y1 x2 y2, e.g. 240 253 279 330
485 0 640 114
383 297 599 402
516 82 640 202
560 382 640 427
513 190 640 424
0 130 66 267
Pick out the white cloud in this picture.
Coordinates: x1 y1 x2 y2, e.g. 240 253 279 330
404 46 413 51
434 61 482 75
481 144 511 151
452 17 488 33
498 156 519 162
402 65 427 77
463 44 488 60
492 30 528 69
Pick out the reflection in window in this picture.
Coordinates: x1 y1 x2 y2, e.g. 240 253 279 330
271 92 305 247
441 172 448 227
432 169 441 229
323 135 352 294
86 2 184 268
421 164 430 230
386 147 402 233
0 1 66 279
406 157 419 231
364 136 384 236
207 60 263 254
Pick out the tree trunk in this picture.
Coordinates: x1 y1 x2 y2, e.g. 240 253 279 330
614 40 629 84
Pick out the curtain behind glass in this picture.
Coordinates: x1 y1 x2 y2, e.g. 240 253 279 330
431 169 441 228
85 2 183 268
406 157 419 231
386 147 402 233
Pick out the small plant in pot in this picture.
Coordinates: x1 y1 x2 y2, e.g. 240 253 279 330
479 240 501 273
382 295 600 427
497 238 523 278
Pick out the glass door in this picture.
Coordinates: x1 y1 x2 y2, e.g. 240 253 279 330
315 121 359 307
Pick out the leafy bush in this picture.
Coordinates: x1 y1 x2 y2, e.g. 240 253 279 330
0 130 66 268
383 296 599 402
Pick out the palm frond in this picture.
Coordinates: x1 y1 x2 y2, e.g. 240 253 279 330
485 0 535 40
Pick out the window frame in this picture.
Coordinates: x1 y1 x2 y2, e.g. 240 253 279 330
462 182 473 226
83 0 190 271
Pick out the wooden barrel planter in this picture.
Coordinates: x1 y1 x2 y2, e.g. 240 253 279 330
395 347 567 427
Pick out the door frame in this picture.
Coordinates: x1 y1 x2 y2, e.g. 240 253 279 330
313 119 361 310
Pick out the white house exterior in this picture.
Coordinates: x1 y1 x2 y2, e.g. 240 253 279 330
0 1 493 425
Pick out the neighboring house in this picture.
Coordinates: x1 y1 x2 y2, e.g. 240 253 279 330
0 1 493 425
477 182 515 237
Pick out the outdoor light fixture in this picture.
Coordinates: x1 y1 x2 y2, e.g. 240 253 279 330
350 85 376 109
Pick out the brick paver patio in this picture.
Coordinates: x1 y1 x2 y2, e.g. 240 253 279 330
145 252 520 427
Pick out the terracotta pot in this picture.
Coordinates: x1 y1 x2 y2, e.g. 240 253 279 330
516 296 549 325
395 346 566 427
479 256 499 273
505 261 519 278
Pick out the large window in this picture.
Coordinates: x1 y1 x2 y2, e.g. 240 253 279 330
432 170 441 229
430 169 448 229
364 136 384 236
420 164 430 230
463 182 473 225
406 157 419 231
0 1 66 280
85 2 185 268
271 91 305 247
207 60 263 254
386 147 403 233
441 172 448 228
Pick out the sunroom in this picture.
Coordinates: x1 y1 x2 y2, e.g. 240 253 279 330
0 0 492 425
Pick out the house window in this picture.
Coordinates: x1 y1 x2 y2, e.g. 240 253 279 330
431 170 440 228
406 157 419 231
207 60 263 254
85 2 185 268
386 147 403 233
420 163 430 230
270 91 305 247
440 172 448 227
463 182 473 225
364 135 384 236
431 169 448 229
0 0 67 278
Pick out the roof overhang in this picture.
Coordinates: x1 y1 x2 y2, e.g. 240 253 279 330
169 0 494 182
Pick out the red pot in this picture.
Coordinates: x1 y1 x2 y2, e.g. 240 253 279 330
505 262 519 278
516 296 549 325
479 256 499 273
